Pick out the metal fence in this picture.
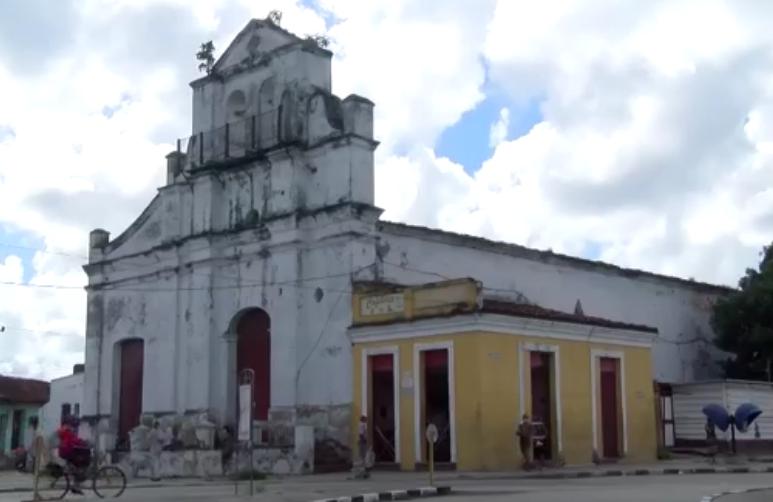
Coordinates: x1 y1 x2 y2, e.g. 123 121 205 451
179 109 279 168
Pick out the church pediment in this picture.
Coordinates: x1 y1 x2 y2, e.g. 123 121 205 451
212 19 301 73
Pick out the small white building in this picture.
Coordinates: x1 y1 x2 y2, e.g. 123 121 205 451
40 365 85 439
672 380 773 452
80 17 731 471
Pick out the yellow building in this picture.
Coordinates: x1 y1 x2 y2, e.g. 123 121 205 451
350 278 659 471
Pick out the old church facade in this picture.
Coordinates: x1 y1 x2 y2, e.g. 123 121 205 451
81 19 728 470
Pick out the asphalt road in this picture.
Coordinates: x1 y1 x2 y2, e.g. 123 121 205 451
715 488 773 501
1 473 772 502
447 474 773 502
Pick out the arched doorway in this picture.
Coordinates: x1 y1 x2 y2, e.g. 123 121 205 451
235 309 271 421
117 339 144 449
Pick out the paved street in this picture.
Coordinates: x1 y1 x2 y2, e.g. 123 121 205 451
2 471 773 502
715 488 773 502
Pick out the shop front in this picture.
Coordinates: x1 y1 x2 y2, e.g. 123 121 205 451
350 279 658 470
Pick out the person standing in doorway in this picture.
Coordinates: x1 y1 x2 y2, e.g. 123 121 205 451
516 414 534 470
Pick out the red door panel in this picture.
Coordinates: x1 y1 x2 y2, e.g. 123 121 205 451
236 309 271 421
118 339 144 448
600 357 620 458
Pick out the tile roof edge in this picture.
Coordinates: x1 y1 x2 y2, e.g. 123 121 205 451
377 221 733 294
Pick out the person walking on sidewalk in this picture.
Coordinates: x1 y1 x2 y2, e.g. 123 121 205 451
353 415 372 479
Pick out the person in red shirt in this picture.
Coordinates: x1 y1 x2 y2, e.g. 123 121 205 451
57 416 89 494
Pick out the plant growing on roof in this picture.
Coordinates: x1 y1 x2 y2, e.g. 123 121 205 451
305 34 330 48
196 41 216 74
267 10 282 25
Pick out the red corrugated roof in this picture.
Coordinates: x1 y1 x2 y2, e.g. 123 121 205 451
481 299 658 333
0 375 50 404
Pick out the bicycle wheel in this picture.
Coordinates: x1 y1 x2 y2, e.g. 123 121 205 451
92 465 127 498
36 468 70 500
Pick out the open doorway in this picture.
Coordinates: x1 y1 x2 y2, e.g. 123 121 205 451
530 351 555 461
421 349 451 463
10 410 22 450
369 354 396 464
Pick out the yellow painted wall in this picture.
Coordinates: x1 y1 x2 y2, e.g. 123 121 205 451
353 331 656 471
352 278 479 326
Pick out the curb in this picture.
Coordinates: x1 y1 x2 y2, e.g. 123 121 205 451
700 486 773 502
520 465 768 480
312 485 451 502
0 479 229 494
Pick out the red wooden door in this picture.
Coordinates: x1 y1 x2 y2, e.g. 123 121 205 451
236 309 271 421
118 339 144 447
600 357 620 458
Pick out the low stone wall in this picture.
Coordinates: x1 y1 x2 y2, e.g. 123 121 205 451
119 446 314 479
118 450 222 479
118 426 315 479
233 446 312 475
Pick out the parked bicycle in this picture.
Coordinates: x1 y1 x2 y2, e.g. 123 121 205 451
36 448 126 499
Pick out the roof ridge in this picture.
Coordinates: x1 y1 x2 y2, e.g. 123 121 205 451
378 220 733 293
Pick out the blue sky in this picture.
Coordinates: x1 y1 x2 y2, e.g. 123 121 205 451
0 225 41 282
436 80 542 174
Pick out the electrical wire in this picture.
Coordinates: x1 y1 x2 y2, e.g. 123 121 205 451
0 247 720 347
0 242 87 260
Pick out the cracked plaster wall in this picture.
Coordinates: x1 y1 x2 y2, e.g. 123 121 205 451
374 227 725 384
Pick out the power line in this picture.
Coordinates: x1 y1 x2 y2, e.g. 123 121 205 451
0 242 87 260
1 325 80 337
0 266 375 294
0 257 716 347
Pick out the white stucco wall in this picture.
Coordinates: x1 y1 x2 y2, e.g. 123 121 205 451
374 222 727 384
82 20 377 453
40 372 84 439
673 380 773 442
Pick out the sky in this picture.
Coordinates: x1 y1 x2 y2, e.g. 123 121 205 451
1 0 772 380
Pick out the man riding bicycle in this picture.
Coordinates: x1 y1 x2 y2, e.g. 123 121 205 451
56 415 91 495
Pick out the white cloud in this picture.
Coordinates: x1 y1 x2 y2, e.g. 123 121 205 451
489 107 510 148
2 0 773 379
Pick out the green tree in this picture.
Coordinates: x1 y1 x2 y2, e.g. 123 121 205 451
196 41 216 74
712 243 773 380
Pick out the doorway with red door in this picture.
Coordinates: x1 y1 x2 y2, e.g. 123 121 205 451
235 308 271 427
117 339 144 450
599 357 622 459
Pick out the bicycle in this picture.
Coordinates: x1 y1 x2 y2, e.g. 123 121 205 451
36 448 127 499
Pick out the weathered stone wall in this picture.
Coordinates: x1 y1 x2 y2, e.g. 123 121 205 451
82 19 378 468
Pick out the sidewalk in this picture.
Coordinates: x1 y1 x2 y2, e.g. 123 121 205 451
2 456 771 494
